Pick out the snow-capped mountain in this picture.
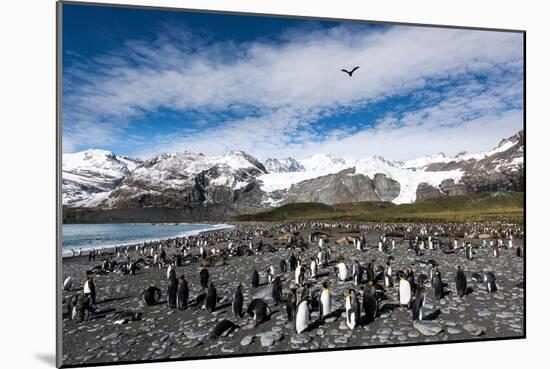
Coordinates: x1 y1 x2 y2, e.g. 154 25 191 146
62 131 524 220
264 157 304 173
99 150 266 211
62 149 142 207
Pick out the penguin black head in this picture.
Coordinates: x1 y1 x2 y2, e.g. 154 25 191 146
322 282 329 289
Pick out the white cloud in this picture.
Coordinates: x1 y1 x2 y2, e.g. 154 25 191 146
63 23 523 161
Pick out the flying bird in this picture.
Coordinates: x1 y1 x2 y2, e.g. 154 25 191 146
341 66 360 77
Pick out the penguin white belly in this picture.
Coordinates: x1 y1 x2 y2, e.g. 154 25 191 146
310 263 317 277
345 298 356 329
320 291 331 317
295 268 301 284
84 281 91 294
338 264 348 281
296 302 309 333
399 281 411 305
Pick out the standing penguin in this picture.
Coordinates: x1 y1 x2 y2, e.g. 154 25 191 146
83 276 96 305
365 260 375 283
251 269 260 288
483 271 498 292
177 275 189 310
295 297 310 334
286 288 298 323
405 267 416 295
167 274 178 308
75 293 92 322
309 257 318 279
166 262 176 280
432 270 445 300
66 293 79 320
384 261 393 288
204 283 217 312
289 253 298 271
280 258 288 273
362 281 378 324
412 285 425 321
319 282 331 318
344 289 361 329
295 264 306 286
335 261 348 281
398 275 412 307
466 244 474 260
272 276 283 305
455 266 467 298
199 268 209 289
232 284 243 318
352 260 363 286
266 265 276 284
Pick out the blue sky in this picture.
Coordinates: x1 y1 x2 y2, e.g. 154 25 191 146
62 3 524 161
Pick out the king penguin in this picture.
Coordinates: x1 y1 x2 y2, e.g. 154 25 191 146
319 282 331 318
247 298 270 326
272 276 283 305
336 261 348 281
204 283 217 312
295 297 310 334
199 268 209 289
177 275 189 310
167 274 178 308
309 257 318 279
232 284 243 318
362 281 378 324
432 270 445 300
344 288 361 329
251 269 260 288
286 288 298 323
412 284 425 321
455 266 467 298
295 264 306 286
398 275 412 307
483 271 498 292
83 276 96 305
142 286 161 306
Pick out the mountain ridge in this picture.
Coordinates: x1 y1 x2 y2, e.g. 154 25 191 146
62 130 524 221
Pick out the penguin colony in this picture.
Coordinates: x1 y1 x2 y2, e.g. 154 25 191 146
61 221 524 364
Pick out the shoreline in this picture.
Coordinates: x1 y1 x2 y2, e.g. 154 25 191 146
61 222 236 258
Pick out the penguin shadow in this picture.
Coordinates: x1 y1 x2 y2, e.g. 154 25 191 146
309 308 344 331
422 309 441 321
96 296 132 305
214 302 232 312
378 303 400 315
90 308 117 320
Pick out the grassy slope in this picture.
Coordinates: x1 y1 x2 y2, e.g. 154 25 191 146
235 192 524 223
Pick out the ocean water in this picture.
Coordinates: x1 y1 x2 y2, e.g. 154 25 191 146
62 223 231 255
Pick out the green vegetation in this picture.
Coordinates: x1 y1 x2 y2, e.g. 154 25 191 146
235 192 524 223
